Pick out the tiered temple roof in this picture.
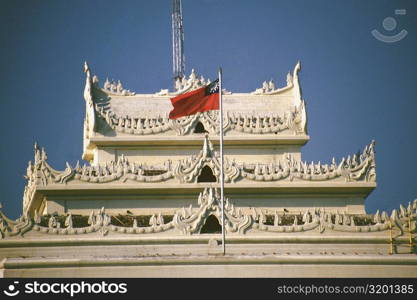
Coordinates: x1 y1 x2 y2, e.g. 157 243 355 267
82 62 308 162
13 62 379 217
0 62 415 278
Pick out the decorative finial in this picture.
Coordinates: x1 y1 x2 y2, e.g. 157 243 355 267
286 72 293 86
202 133 211 158
83 61 90 73
294 60 301 75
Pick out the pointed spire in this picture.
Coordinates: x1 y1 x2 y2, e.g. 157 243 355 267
202 133 213 159
294 60 301 74
268 79 275 91
373 209 381 224
302 211 310 223
149 214 157 226
274 211 280 226
83 61 90 75
251 207 258 220
381 211 389 223
189 69 196 81
157 213 164 225
65 213 73 228
286 72 293 86
391 209 399 221
293 215 298 226
187 204 193 216
399 204 407 217
407 202 412 214
88 210 95 225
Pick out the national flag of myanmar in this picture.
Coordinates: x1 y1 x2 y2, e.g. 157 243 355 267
168 79 219 119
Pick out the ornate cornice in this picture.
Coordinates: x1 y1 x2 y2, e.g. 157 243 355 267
22 138 376 215
2 189 416 240
24 137 376 190
94 102 307 136
242 140 376 182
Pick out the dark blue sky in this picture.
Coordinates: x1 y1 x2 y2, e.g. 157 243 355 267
1 0 416 219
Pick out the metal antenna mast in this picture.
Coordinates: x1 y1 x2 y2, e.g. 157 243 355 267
172 0 185 86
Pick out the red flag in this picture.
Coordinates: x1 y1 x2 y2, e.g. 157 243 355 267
169 79 219 119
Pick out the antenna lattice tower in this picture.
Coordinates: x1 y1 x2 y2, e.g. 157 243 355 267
172 0 185 84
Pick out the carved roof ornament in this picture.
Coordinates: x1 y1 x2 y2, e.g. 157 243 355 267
202 133 214 159
82 61 135 96
251 61 301 95
173 188 253 235
173 136 240 184
155 68 232 96
83 61 93 103
286 72 293 86
83 62 97 136
102 78 136 96
172 69 211 95
83 61 90 77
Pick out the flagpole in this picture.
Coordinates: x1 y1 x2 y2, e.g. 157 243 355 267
219 67 226 255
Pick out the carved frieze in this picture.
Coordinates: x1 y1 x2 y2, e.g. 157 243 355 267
173 134 240 183
242 140 376 183
2 191 416 238
172 188 252 235
22 138 377 214
94 104 307 136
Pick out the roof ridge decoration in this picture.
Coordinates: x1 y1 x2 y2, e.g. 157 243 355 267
102 78 136 96
173 68 210 94
84 62 136 96
157 69 232 96
2 190 416 238
83 62 302 97
83 62 97 137
22 138 376 214
251 61 300 95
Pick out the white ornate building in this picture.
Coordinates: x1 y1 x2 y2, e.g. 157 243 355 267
0 62 415 277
